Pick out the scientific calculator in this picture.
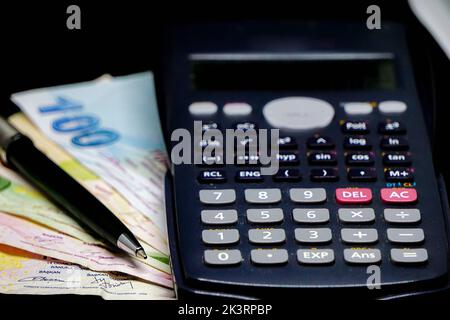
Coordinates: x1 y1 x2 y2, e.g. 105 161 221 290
159 21 450 299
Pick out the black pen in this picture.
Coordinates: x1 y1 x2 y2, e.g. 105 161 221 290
0 116 147 259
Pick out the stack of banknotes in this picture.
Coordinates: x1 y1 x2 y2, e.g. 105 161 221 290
0 72 175 299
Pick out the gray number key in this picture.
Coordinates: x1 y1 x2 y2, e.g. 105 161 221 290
293 208 330 223
384 209 421 223
245 189 282 204
390 248 428 263
338 208 375 223
290 188 327 203
204 249 242 265
295 228 332 243
297 249 335 264
341 228 378 244
247 208 284 223
199 189 236 204
344 248 381 264
202 229 239 245
248 229 286 244
250 249 288 265
201 210 238 225
387 228 424 243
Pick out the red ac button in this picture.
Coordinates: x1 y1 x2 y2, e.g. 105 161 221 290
336 188 372 204
381 188 417 204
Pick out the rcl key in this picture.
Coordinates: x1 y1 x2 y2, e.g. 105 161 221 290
198 170 227 183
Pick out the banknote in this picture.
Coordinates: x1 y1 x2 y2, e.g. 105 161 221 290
0 211 173 288
0 164 171 274
8 112 168 257
0 245 174 300
11 72 169 234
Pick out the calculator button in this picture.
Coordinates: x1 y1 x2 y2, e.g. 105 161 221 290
198 170 227 183
381 188 417 204
341 228 378 244
236 154 260 166
387 228 424 244
295 228 332 243
343 136 371 150
250 249 289 265
341 121 369 134
383 152 412 166
343 102 373 115
204 250 242 266
201 122 220 132
247 208 284 224
199 189 236 204
189 102 218 115
384 209 421 223
290 188 327 203
234 122 257 131
306 136 335 149
385 168 414 182
310 168 339 182
201 210 238 225
390 248 428 264
380 137 409 151
236 170 263 182
338 208 375 223
345 152 375 166
202 229 240 245
276 152 300 165
378 121 406 134
198 138 222 149
235 136 256 149
297 249 335 264
248 229 286 244
277 136 298 149
245 189 282 204
379 101 407 114
273 169 302 182
344 249 381 264
223 102 252 116
335 188 372 204
293 208 330 224
201 154 224 166
347 168 377 182
308 152 337 165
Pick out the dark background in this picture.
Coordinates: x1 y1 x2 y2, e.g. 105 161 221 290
0 0 449 307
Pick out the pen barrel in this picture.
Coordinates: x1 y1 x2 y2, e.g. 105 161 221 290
5 135 138 250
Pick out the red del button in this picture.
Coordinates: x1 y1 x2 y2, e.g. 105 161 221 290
336 188 372 204
381 188 417 203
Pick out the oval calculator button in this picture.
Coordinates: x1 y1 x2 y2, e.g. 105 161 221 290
250 249 288 265
189 102 218 115
381 188 417 204
223 102 252 116
297 249 335 264
379 101 407 114
201 210 238 225
341 228 378 244
263 97 335 130
344 249 381 264
202 229 239 245
343 102 373 115
245 189 281 204
387 228 424 244
390 248 428 264
290 188 327 203
204 250 242 266
384 209 421 223
247 208 284 224
295 228 332 244
335 188 372 204
199 189 236 204
248 229 286 244
293 208 330 224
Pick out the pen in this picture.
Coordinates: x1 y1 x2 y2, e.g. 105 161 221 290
0 116 147 259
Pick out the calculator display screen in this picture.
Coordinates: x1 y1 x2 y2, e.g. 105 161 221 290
190 55 397 91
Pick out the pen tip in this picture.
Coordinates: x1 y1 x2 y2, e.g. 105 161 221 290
136 248 147 259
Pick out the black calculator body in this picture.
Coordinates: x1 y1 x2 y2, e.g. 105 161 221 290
159 21 450 299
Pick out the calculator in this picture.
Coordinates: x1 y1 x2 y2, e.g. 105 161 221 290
159 21 450 299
